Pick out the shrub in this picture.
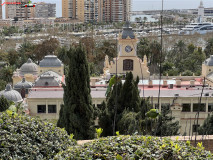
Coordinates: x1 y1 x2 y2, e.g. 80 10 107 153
0 96 10 112
55 135 213 160
0 111 76 159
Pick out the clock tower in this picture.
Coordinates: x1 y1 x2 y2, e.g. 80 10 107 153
118 21 137 57
103 22 150 79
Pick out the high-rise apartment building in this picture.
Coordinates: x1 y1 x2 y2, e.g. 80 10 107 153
62 0 76 18
77 0 99 22
5 0 31 19
62 0 131 22
32 2 56 18
0 0 2 19
104 0 131 22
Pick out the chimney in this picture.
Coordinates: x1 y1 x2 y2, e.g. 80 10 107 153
190 80 195 87
176 80 181 88
148 80 153 88
90 78 98 87
162 80 168 88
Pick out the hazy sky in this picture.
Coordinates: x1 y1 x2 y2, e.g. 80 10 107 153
2 0 213 18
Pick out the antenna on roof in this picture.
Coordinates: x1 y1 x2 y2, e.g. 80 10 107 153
113 32 118 136
157 0 163 109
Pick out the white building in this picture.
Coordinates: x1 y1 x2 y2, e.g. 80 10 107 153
198 0 204 23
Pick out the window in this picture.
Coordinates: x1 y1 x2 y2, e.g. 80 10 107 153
37 105 46 113
193 103 205 112
193 124 200 133
208 103 213 112
123 59 133 71
48 105 56 113
182 104 191 112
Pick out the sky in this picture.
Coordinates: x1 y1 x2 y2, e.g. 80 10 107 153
2 0 213 18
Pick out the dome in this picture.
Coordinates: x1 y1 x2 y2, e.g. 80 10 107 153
121 21 135 39
20 58 38 76
35 71 62 87
204 55 213 66
39 55 63 67
0 84 23 103
14 78 33 89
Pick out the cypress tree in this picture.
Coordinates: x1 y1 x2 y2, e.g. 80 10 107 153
98 101 113 137
120 72 140 112
0 96 10 112
57 45 94 140
98 72 141 136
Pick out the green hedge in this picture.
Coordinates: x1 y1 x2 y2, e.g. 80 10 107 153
0 110 76 159
55 135 213 160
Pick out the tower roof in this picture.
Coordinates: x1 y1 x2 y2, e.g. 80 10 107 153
39 55 63 67
14 78 33 89
204 55 213 66
20 58 38 76
0 84 23 103
121 21 135 39
199 0 204 7
35 71 62 87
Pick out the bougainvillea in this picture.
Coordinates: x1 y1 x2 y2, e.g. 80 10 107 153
0 110 76 159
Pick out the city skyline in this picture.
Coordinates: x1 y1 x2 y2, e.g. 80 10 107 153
1 0 213 18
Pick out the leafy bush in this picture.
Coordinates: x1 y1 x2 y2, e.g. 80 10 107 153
0 111 76 159
55 135 213 160
0 96 10 112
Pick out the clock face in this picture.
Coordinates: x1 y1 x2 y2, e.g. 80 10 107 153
125 45 133 53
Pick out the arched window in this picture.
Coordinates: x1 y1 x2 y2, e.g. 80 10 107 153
123 59 133 71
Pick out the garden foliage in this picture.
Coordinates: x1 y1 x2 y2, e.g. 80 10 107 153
198 113 213 135
55 135 213 160
0 111 76 159
99 72 180 136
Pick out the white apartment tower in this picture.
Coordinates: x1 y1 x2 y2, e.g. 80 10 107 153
198 0 204 23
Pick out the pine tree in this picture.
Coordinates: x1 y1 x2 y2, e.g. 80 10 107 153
155 105 180 136
138 97 154 135
118 110 139 135
0 96 10 112
198 114 213 135
57 45 94 140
